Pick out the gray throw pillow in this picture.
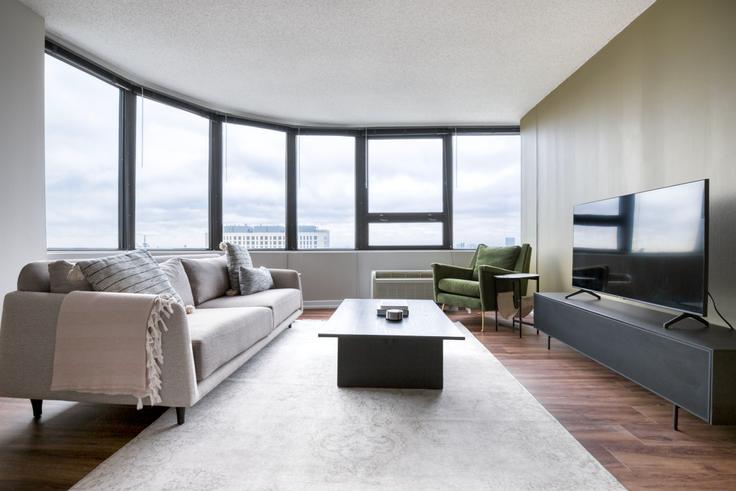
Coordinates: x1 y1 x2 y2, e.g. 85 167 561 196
71 250 184 306
238 266 274 296
159 258 195 307
180 256 229 305
49 260 92 294
220 242 253 294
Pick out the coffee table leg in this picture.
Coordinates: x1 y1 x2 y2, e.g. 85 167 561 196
336 337 443 389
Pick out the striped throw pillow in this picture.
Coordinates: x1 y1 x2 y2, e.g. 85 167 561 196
220 242 253 294
71 250 184 306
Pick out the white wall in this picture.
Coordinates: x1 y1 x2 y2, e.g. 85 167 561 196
0 1 46 312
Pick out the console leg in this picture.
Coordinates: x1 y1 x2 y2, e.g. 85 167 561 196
31 399 42 420
176 407 186 425
673 404 679 431
547 336 551 350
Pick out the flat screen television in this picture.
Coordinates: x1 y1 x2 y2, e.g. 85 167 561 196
572 179 708 315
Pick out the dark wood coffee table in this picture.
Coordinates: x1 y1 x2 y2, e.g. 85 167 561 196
318 299 465 389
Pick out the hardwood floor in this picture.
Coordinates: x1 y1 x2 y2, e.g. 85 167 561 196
1 308 736 490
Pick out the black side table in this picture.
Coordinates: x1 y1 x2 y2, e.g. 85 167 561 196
495 273 540 338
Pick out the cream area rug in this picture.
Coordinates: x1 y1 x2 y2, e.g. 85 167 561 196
74 321 623 490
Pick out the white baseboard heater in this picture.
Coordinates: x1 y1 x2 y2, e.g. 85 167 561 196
371 270 434 300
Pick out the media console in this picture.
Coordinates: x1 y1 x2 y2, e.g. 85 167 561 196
535 292 736 429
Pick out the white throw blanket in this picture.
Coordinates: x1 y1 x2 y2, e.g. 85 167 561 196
51 291 174 409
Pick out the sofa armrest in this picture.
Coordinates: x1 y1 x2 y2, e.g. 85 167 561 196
430 263 474 301
269 269 302 291
0 291 199 408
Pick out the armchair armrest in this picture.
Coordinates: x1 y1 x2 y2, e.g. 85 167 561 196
431 263 474 302
477 265 516 310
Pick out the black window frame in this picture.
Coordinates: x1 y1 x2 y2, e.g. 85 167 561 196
362 130 452 250
44 39 520 252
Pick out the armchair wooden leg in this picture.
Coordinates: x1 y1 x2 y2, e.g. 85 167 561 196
481 310 485 332
440 304 445 311
495 311 499 331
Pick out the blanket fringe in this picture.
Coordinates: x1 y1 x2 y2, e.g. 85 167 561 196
143 295 175 408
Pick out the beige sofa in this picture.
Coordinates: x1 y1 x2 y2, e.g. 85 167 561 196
0 254 303 425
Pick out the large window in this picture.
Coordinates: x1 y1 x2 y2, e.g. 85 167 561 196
369 223 443 247
368 138 443 213
367 138 446 247
297 135 355 249
453 134 520 249
222 124 286 249
45 54 119 249
136 97 210 249
44 44 521 252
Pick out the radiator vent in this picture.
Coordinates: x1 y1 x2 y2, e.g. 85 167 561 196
371 270 434 300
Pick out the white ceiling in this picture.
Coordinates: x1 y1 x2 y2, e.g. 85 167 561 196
22 0 654 127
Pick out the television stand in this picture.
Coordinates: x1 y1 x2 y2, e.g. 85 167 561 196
535 292 736 428
664 312 709 330
564 289 601 300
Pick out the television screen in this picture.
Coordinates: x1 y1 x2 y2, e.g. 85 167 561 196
572 179 708 315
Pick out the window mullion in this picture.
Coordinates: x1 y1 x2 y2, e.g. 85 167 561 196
120 90 136 250
209 120 223 250
286 130 297 251
355 133 368 249
443 133 453 249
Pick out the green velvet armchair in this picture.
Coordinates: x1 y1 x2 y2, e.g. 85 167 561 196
431 244 532 331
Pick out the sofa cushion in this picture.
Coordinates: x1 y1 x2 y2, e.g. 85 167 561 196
159 258 195 307
472 245 521 280
187 307 273 381
181 256 229 305
438 278 480 298
48 260 92 293
198 288 302 328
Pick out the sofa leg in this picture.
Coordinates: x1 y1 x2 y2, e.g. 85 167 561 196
31 399 43 420
176 407 186 425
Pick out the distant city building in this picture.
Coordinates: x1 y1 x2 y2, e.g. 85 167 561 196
223 224 329 249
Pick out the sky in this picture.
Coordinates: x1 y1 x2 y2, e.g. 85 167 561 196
45 54 521 250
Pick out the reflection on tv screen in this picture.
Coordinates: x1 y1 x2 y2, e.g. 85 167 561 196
572 180 707 314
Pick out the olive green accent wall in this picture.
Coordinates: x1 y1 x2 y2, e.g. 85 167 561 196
521 0 736 321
